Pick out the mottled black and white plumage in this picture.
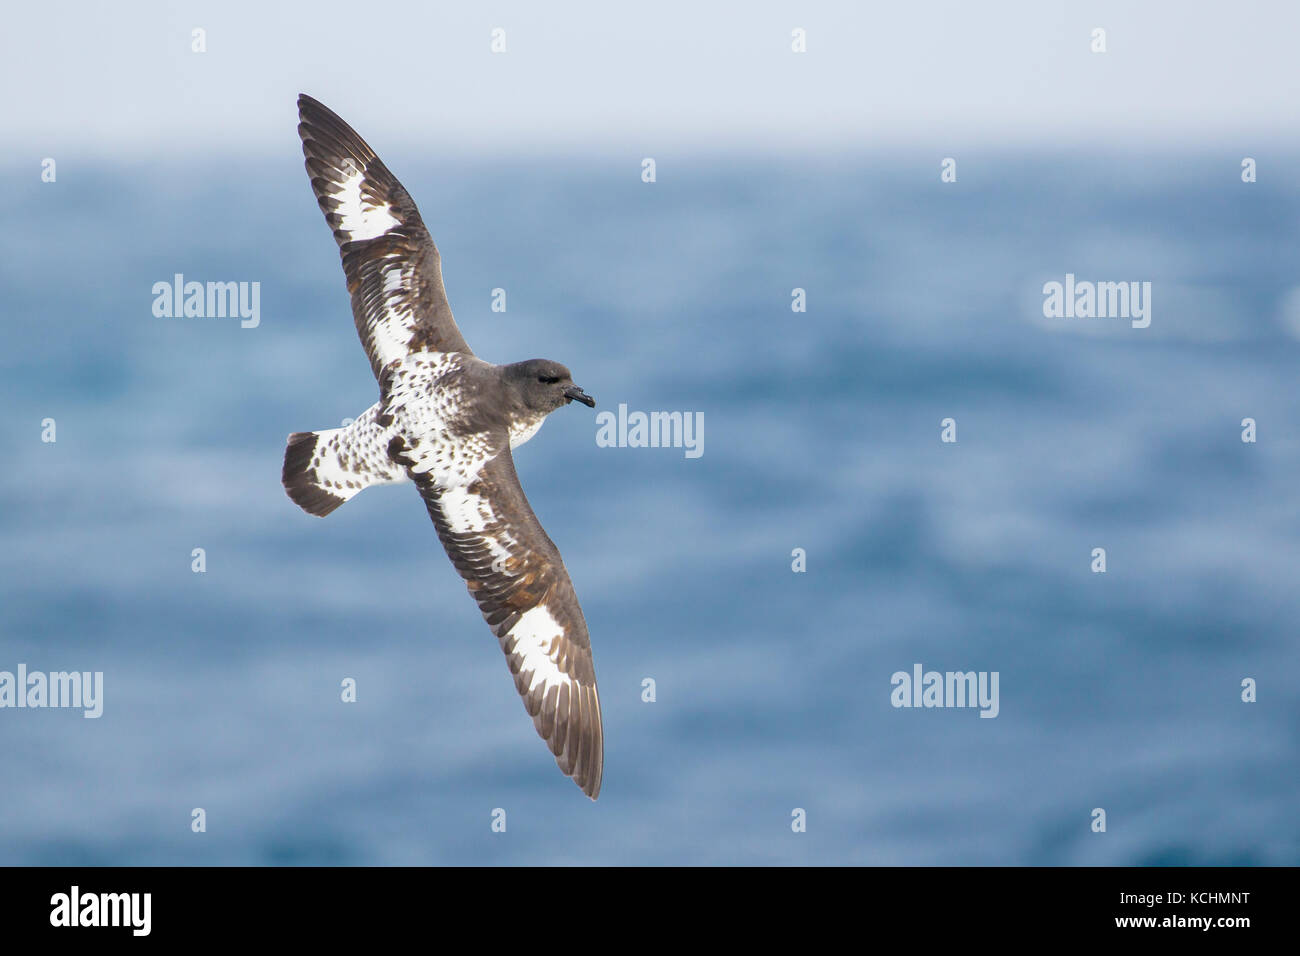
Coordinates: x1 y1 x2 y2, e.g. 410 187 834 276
283 94 604 799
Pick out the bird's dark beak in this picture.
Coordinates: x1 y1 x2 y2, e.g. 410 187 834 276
564 385 595 407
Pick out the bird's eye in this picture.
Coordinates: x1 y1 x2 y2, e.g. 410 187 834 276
538 375 559 384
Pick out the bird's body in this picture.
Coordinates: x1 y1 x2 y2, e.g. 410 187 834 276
283 94 604 799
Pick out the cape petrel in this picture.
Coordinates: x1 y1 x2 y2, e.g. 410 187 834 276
282 94 603 799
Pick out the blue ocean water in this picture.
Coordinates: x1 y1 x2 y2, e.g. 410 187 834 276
1 151 1297 865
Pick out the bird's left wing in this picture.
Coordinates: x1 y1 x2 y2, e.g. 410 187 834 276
297 94 473 379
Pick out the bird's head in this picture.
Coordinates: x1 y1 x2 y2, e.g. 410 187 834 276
505 359 595 414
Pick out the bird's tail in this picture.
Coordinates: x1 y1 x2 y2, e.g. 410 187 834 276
282 403 406 517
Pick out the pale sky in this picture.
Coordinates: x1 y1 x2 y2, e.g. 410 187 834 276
6 0 1299 157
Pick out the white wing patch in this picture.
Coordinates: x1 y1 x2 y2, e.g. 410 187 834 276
439 485 496 534
505 606 571 695
327 160 401 242
381 260 406 294
366 253 419 363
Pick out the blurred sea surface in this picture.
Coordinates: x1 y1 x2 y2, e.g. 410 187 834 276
1 151 1297 864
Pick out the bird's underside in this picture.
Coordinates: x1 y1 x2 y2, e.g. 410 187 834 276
282 94 603 799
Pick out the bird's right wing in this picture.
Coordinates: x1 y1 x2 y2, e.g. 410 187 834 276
401 444 604 800
297 94 472 379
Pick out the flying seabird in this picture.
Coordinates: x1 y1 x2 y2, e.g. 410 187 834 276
282 94 604 799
